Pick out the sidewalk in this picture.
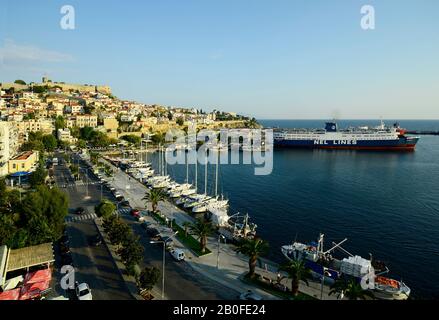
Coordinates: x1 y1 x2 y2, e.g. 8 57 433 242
94 218 165 300
102 158 339 300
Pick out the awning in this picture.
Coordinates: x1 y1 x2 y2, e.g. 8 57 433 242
19 280 50 300
24 268 52 284
9 171 31 177
0 288 21 301
6 243 54 272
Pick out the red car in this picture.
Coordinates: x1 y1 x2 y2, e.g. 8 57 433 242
130 209 140 218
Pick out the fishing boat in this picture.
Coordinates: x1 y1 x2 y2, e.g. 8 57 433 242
280 234 411 300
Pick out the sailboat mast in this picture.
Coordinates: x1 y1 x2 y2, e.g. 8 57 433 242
215 151 219 197
204 149 208 195
186 151 189 184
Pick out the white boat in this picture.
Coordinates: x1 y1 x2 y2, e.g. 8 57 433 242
192 198 228 213
280 234 411 300
183 194 211 208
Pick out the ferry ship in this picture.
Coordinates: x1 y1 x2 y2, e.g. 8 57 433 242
281 234 411 300
273 121 419 151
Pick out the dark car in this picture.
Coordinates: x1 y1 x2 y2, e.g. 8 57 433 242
121 200 130 207
146 228 161 240
88 235 102 247
60 244 70 254
75 207 86 215
141 221 153 230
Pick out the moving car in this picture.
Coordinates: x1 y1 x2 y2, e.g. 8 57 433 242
76 283 93 300
75 207 85 215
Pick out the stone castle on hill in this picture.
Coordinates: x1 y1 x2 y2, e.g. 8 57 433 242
0 77 111 95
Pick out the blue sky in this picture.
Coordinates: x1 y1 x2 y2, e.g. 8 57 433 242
1 0 438 119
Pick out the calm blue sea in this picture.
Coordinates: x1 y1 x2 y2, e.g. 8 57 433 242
148 120 439 299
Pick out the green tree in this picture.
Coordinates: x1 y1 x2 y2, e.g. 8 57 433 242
107 218 131 246
42 134 58 152
138 267 161 292
95 200 116 219
80 126 95 141
329 278 375 300
121 135 141 146
279 258 312 296
55 116 65 131
14 79 26 85
29 164 48 188
70 164 79 180
151 132 165 145
182 221 191 237
176 117 184 126
118 233 144 274
142 188 166 213
77 139 87 149
235 237 269 278
189 219 214 254
20 186 68 246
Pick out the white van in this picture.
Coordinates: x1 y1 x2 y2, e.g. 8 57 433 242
170 248 185 261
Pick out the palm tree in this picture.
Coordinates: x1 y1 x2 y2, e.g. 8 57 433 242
279 258 312 296
182 221 191 237
142 188 166 213
235 237 269 278
329 278 375 300
189 219 214 254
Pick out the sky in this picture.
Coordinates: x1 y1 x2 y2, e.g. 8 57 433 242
0 0 438 119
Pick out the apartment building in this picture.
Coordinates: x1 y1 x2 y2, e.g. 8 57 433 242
0 121 19 176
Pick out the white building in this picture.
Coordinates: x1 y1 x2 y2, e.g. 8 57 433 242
57 128 77 144
0 121 19 176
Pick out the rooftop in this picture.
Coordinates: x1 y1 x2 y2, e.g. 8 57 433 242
10 151 34 161
6 243 54 272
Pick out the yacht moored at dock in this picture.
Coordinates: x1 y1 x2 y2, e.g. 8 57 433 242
281 234 411 300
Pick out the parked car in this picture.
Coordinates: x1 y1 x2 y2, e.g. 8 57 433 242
239 290 263 301
121 200 130 207
60 243 70 254
130 208 140 218
170 248 185 261
76 283 93 300
141 221 153 229
75 207 85 215
147 228 161 240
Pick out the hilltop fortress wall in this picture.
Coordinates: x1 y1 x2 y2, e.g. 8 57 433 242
0 77 111 95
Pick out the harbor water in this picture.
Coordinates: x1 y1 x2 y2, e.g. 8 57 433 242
143 120 439 299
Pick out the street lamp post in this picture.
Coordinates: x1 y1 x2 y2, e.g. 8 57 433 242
217 234 226 269
150 231 178 299
320 267 331 300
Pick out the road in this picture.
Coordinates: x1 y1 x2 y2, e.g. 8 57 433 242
53 152 133 300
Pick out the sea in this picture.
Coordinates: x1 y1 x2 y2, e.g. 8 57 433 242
145 120 439 299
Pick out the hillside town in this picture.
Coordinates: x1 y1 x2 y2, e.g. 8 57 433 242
0 77 255 177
